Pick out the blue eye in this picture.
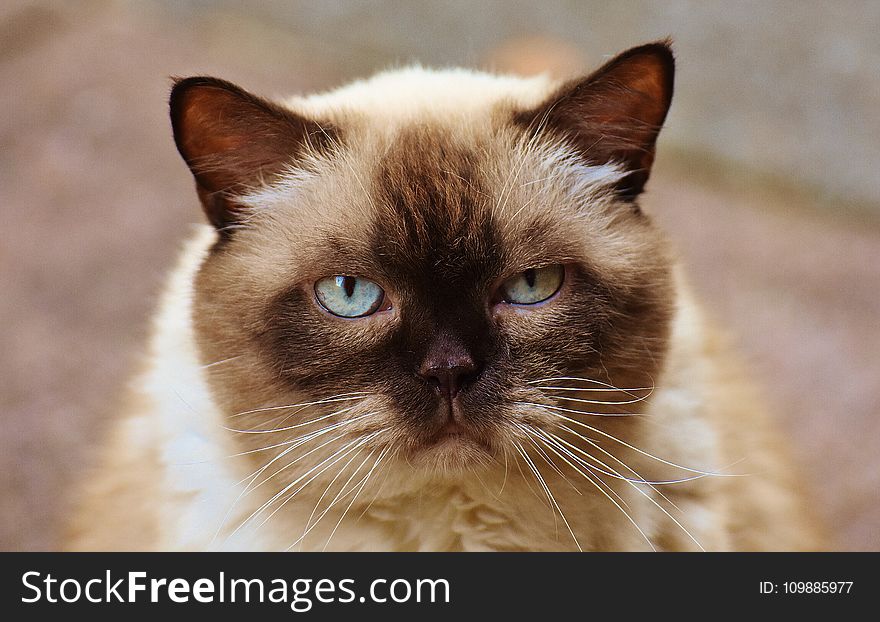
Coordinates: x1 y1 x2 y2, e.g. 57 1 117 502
314 275 386 318
500 265 564 305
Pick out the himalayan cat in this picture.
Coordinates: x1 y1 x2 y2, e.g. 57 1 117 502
65 42 824 551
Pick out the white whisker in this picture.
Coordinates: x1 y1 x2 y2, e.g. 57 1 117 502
320 446 389 552
228 413 373 465
528 427 655 551
513 439 581 551
229 432 377 543
221 432 360 543
513 423 581 495
211 417 370 547
227 393 369 419
254 436 375 536
353 446 399 525
200 355 244 369
544 424 706 550
529 427 629 507
550 412 732 477
511 444 545 505
534 385 653 393
549 424 709 486
515 401 641 418
225 405 365 434
552 423 687 515
538 393 651 406
527 376 654 400
295 446 376 549
498 446 510 496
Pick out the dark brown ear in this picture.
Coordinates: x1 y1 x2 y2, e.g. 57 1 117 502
515 41 674 200
170 77 335 231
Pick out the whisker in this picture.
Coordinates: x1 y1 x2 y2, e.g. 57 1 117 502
528 428 655 551
229 433 377 542
549 412 733 477
227 393 369 419
549 424 709 486
229 418 378 526
511 444 545 505
512 440 558 533
320 446 389 552
254 436 376 536
552 423 687 515
224 432 360 539
544 424 706 550
515 401 641 418
533 385 653 393
513 439 582 551
227 433 327 461
253 394 373 431
529 428 630 507
295 445 377 549
513 422 581 495
498 446 510 496
527 376 654 400
539 425 678 515
353 446 399 525
200 355 244 369
211 418 370 546
228 413 373 462
471 468 503 501
225 405 364 434
630 484 705 551
536 393 651 406
220 434 357 547
248 422 376 498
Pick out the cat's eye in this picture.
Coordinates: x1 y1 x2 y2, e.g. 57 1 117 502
314 276 386 318
499 265 564 305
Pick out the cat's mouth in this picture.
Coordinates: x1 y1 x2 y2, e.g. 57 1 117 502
411 417 494 469
435 419 464 438
427 421 470 446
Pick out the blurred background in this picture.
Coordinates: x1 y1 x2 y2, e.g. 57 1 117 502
2 0 878 550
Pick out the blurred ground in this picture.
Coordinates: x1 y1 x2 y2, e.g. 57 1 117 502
2 1 878 550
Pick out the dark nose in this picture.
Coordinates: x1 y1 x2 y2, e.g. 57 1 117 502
418 339 481 400
419 361 479 399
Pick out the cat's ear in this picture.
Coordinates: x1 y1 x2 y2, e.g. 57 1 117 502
170 77 335 230
516 41 674 200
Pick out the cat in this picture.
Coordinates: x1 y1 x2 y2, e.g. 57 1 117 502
65 42 824 551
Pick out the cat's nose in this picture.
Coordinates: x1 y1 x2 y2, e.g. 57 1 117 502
418 354 480 400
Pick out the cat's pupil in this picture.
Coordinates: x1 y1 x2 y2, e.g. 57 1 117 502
524 268 536 288
340 276 356 298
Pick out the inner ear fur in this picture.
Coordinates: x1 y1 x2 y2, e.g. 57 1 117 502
515 41 675 200
169 77 336 230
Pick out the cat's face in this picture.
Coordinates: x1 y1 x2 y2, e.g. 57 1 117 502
172 44 675 485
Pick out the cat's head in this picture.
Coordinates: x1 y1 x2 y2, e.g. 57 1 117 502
171 43 675 481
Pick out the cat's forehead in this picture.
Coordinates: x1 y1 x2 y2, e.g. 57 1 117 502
320 124 603 286
367 126 500 282
237 115 627 291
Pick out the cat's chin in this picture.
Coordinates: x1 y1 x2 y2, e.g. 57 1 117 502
410 432 494 473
